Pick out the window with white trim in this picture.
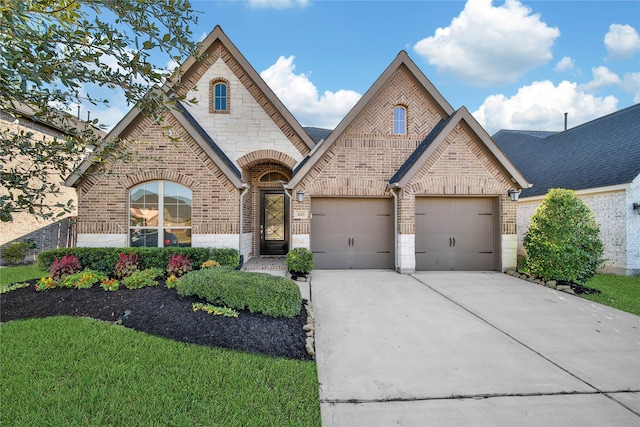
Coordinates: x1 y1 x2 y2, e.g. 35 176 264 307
129 181 192 247
393 106 407 135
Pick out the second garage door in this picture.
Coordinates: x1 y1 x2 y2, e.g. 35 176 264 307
311 198 394 269
415 197 498 271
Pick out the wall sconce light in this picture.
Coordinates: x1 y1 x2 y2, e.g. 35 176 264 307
633 203 640 215
297 191 305 203
507 189 520 202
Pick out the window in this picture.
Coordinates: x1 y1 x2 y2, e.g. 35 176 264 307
393 106 407 135
260 172 288 183
129 181 192 247
210 79 229 113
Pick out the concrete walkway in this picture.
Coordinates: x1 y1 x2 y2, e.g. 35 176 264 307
312 270 640 426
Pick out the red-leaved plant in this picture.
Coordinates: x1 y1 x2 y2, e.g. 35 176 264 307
115 252 139 279
49 255 81 280
167 254 192 277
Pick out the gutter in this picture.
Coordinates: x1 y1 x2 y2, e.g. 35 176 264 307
389 183 400 272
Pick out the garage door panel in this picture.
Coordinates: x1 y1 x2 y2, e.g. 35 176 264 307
416 197 497 271
311 198 393 269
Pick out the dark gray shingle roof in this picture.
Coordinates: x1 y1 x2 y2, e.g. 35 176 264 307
493 104 640 197
303 127 332 144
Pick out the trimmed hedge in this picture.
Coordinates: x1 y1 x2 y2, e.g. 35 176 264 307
176 267 302 318
37 247 239 277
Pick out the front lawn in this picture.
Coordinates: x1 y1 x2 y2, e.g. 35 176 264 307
0 316 321 426
582 274 640 316
0 264 48 291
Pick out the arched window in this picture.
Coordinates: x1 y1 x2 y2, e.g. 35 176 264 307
129 181 192 247
393 106 407 135
260 171 288 183
210 78 229 113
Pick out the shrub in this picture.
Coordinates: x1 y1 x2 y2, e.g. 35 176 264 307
60 269 107 289
49 255 81 280
523 188 605 283
177 268 301 318
1 242 30 264
167 254 192 277
122 268 163 290
210 248 240 268
115 252 139 279
286 248 314 273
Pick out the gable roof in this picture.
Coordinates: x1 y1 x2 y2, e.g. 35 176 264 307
390 106 530 189
493 103 640 198
65 25 313 188
287 51 456 189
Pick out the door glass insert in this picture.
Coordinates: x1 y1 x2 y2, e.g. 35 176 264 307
265 194 285 241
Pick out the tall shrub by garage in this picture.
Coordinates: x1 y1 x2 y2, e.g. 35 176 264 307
523 188 604 283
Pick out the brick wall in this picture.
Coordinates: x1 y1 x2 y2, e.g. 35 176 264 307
75 115 240 246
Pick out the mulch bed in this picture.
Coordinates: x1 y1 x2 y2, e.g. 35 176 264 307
0 281 312 361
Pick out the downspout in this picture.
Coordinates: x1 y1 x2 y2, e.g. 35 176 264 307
238 183 250 267
283 186 293 253
389 183 400 272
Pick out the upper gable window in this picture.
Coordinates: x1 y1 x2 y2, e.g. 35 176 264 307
393 106 407 135
209 78 229 113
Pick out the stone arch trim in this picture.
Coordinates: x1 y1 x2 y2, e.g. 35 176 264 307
237 150 297 170
118 170 199 190
209 77 230 114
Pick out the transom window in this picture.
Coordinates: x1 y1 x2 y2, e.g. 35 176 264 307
210 78 230 113
129 181 192 247
393 106 407 135
260 172 288 183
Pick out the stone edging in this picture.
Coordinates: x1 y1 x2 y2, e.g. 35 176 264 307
303 302 315 357
504 268 576 294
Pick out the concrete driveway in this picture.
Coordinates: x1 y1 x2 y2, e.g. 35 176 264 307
311 270 640 426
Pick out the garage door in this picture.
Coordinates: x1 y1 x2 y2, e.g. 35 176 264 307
311 198 394 269
415 197 498 271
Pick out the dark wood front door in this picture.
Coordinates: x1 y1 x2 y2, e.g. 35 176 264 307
260 190 289 255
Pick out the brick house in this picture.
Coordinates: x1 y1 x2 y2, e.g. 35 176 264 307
494 104 640 276
65 26 530 273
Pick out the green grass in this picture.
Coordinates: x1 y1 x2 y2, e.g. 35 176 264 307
582 274 640 316
0 264 48 291
1 316 321 426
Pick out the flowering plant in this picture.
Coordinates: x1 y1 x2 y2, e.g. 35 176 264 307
35 277 57 291
166 274 179 289
200 259 220 269
49 255 81 280
115 252 139 279
61 269 107 289
167 254 192 277
192 302 239 318
101 278 120 291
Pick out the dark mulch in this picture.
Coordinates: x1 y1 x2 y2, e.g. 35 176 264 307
558 281 601 295
0 282 312 361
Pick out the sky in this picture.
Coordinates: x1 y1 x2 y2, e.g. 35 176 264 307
90 0 640 135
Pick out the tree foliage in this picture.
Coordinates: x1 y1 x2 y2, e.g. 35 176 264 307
523 188 605 283
0 0 200 221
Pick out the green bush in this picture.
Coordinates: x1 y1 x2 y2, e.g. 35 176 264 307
37 247 234 276
286 248 314 273
523 189 605 283
1 242 30 264
177 267 301 318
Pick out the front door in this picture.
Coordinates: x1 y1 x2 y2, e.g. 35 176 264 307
260 190 289 255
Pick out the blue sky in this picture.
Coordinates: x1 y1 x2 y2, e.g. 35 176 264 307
92 0 640 135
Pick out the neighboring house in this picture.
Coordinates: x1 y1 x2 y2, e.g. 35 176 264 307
65 26 530 273
493 104 640 276
0 103 103 260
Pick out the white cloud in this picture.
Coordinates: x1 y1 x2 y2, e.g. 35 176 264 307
248 0 309 9
554 56 575 72
604 24 640 59
413 0 559 86
473 80 618 134
622 72 640 102
260 55 360 128
580 66 622 92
